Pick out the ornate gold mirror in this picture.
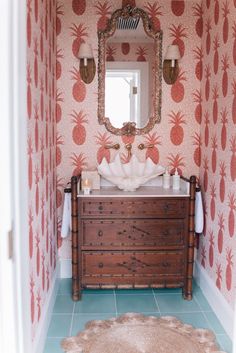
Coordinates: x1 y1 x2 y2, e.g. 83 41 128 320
97 5 163 136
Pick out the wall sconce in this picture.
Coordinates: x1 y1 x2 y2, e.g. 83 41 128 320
77 43 96 84
163 44 181 85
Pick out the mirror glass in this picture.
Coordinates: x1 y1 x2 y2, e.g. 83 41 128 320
98 6 162 136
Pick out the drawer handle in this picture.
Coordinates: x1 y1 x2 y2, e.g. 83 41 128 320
98 205 103 211
98 262 104 268
98 230 103 237
163 204 170 211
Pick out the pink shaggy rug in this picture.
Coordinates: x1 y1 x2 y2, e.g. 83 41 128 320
61 313 225 353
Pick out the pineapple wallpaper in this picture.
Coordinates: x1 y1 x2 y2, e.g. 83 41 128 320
27 0 57 342
26 0 236 343
198 0 236 308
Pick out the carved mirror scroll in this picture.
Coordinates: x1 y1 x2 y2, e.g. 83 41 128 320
98 5 163 136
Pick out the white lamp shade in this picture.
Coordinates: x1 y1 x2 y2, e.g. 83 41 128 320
165 45 181 60
78 43 93 59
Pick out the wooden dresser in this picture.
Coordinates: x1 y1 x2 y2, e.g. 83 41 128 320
71 176 196 301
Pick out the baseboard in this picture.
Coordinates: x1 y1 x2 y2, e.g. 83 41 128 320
59 258 72 278
32 264 60 353
194 260 234 339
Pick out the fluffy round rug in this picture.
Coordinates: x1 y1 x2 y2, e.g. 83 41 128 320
61 313 225 353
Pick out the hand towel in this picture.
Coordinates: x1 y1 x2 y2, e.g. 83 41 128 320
61 192 71 238
195 189 204 234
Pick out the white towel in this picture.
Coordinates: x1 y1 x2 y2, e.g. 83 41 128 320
195 189 204 234
61 192 71 238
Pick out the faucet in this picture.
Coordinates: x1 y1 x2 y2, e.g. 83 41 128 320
125 143 132 160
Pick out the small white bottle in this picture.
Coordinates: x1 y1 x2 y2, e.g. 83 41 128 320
172 169 180 190
163 168 171 189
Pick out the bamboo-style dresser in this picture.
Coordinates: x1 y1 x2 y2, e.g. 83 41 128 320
70 176 196 301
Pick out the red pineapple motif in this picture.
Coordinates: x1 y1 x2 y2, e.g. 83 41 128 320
220 108 228 151
36 289 41 321
56 133 64 166
44 55 48 95
35 232 40 276
45 108 48 148
45 0 48 40
221 54 229 97
211 134 217 173
56 176 64 209
205 65 211 101
204 111 209 147
34 103 39 152
219 161 226 202
208 230 214 267
193 46 203 81
203 156 209 192
212 84 219 124
192 90 202 124
94 1 111 31
217 212 225 253
40 18 44 62
30 275 35 323
206 0 211 9
226 248 233 291
232 79 236 124
210 182 216 221
171 1 185 16
171 69 186 103
70 23 88 58
192 3 203 38
213 35 219 74
169 111 186 146
27 0 32 47
201 245 206 268
27 63 32 119
40 135 44 178
40 77 44 121
169 24 187 57
33 37 38 87
228 193 236 237
41 194 45 236
136 46 148 62
167 153 185 175
106 45 116 61
222 0 229 44
56 47 63 80
72 0 86 15
71 110 88 145
144 133 161 164
95 132 113 164
214 0 219 25
144 2 163 31
205 18 212 55
28 137 33 189
56 89 63 123
233 22 236 66
192 133 202 167
29 207 33 258
121 135 135 145
34 166 40 215
216 263 222 290
71 153 87 176
121 43 130 55
70 67 86 102
56 1 64 36
230 135 236 181
42 252 45 291
122 0 136 6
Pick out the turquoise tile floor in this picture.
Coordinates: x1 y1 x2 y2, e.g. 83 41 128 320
44 279 232 353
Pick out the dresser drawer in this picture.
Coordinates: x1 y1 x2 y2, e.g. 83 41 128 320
81 219 185 247
82 251 185 278
80 198 188 218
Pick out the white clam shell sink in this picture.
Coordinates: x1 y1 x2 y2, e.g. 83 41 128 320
97 154 165 191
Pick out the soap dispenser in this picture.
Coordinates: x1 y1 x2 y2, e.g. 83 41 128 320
172 169 180 190
163 168 171 189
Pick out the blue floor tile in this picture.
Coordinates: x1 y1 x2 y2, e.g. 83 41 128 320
206 311 227 335
193 290 213 311
74 294 116 313
71 313 116 336
155 293 201 313
161 312 211 330
116 294 158 314
53 295 74 313
47 314 72 337
43 338 64 353
57 279 72 296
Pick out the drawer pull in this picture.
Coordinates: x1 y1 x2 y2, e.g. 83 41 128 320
98 262 104 268
98 205 103 211
163 204 170 211
98 230 103 237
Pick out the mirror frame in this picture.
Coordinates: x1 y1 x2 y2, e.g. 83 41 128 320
97 5 163 136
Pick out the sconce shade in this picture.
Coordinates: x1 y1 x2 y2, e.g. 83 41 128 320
78 43 94 60
165 45 181 61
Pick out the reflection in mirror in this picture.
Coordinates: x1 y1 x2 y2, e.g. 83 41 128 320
98 5 162 136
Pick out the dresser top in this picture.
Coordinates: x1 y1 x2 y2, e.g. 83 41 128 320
78 184 190 198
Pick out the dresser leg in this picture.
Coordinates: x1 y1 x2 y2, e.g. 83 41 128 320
183 286 192 300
